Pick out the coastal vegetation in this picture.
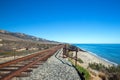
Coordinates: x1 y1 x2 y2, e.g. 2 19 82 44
89 63 120 80
77 58 84 63
89 63 106 71
69 58 90 80
76 65 90 80
67 45 90 79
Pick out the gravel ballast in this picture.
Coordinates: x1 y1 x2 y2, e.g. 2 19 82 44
18 49 80 80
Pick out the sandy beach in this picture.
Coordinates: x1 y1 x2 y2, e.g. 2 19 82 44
73 50 115 68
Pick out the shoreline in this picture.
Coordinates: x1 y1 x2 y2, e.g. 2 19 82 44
87 51 118 66
73 50 117 68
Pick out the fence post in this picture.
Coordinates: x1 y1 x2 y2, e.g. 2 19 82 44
75 48 78 66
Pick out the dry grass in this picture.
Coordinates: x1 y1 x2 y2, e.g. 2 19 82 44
98 72 107 80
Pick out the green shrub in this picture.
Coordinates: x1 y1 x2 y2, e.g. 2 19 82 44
76 65 90 80
68 58 90 80
77 58 83 63
89 63 106 71
89 63 120 80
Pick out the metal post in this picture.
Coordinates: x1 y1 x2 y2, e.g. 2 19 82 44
63 44 66 58
75 48 78 66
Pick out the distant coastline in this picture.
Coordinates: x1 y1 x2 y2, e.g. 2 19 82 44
72 49 114 69
79 47 117 66
73 44 120 67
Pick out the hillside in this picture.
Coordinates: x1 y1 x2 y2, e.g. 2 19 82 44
0 30 58 43
0 30 60 53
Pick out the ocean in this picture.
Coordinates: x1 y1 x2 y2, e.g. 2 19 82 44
74 44 120 65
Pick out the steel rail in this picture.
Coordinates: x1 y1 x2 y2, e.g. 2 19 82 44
0 45 64 80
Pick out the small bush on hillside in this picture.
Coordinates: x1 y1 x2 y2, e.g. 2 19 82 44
77 58 84 63
89 63 120 80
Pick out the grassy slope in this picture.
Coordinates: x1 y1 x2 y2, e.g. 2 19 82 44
69 58 90 80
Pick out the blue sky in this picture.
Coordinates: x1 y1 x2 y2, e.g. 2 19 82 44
0 0 120 43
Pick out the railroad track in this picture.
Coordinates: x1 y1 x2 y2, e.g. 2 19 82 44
0 45 64 80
